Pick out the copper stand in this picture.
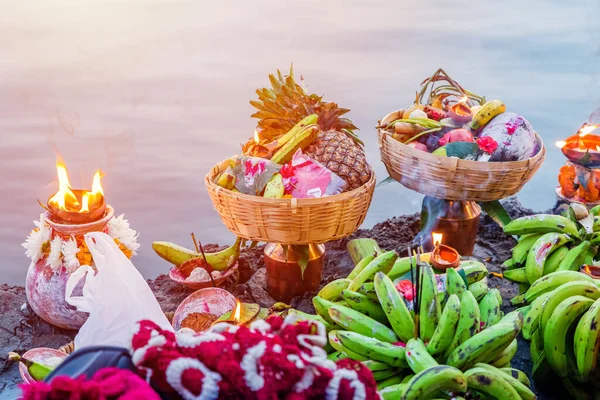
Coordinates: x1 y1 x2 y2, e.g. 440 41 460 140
420 196 481 256
263 243 325 302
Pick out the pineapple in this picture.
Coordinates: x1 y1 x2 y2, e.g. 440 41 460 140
248 66 371 191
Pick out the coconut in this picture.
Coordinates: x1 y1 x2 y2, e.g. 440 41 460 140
478 112 538 161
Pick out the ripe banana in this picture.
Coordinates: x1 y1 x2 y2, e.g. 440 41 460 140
459 260 488 284
347 251 398 292
427 294 461 357
489 339 518 367
475 363 536 400
419 263 442 342
262 173 284 198
216 169 236 189
525 270 594 303
544 295 594 377
327 331 368 361
444 291 480 359
512 233 544 264
336 330 407 367
374 272 415 342
152 237 242 271
405 338 439 374
558 241 591 271
464 366 520 400
500 367 532 388
317 278 350 301
521 291 552 340
271 124 320 164
341 290 388 324
539 280 600 332
312 296 338 326
446 267 467 298
504 214 580 238
467 277 489 302
525 232 572 284
347 255 375 280
470 99 506 130
574 297 600 380
268 114 319 149
446 320 521 370
479 289 502 329
328 303 398 343
542 245 569 276
400 365 467 400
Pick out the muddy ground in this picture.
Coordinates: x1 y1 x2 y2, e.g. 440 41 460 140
0 197 560 398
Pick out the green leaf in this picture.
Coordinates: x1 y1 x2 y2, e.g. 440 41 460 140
291 244 310 280
377 176 397 187
480 200 512 228
443 142 480 159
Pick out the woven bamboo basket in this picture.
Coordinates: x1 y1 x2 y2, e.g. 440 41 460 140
378 130 546 202
205 159 375 244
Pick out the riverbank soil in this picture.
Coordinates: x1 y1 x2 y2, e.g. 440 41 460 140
0 198 558 398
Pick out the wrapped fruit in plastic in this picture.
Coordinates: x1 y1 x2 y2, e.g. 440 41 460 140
280 149 346 198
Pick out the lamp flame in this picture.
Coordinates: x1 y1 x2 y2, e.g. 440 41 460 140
579 124 599 138
48 161 79 210
91 171 104 196
432 232 443 247
555 140 567 149
233 300 242 324
79 194 89 213
254 129 260 144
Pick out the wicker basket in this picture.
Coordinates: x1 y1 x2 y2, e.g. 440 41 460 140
378 130 546 202
205 159 375 244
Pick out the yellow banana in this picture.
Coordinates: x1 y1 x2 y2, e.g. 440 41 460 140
470 99 506 130
152 237 242 271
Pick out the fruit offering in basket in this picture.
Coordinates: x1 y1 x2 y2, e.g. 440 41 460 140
378 68 541 162
217 66 371 196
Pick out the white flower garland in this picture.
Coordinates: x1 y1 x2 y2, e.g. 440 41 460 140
22 212 139 272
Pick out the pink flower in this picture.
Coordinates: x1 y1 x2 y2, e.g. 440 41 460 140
477 136 499 154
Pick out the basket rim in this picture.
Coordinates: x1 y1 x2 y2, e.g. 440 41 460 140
378 129 546 168
204 158 376 204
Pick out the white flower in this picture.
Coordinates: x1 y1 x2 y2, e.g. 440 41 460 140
46 236 63 271
107 214 140 255
62 237 80 272
22 214 52 262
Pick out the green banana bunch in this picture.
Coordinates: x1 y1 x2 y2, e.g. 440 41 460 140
401 365 467 400
444 291 480 358
542 245 569 275
327 331 368 361
379 383 407 400
464 366 521 400
476 363 536 400
538 280 600 331
317 278 350 301
544 295 594 377
405 338 439 374
512 233 544 264
557 241 591 271
504 214 580 238
312 297 339 326
525 232 572 283
340 290 388 324
287 309 333 333
574 297 600 381
489 339 518 367
336 330 407 367
328 303 398 343
503 267 529 284
467 277 490 301
521 291 552 340
358 282 378 301
426 294 461 357
500 367 532 388
446 315 522 370
374 272 414 342
419 263 442 342
524 270 595 303
479 289 502 329
445 267 467 298
376 375 404 390
347 251 398 291
459 260 488 284
347 255 375 280
152 237 242 271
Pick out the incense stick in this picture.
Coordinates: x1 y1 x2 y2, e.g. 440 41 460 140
191 233 200 253
198 240 217 287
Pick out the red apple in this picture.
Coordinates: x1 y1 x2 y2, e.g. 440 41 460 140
438 128 474 146
406 141 429 152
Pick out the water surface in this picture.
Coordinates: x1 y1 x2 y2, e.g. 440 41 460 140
1 0 599 285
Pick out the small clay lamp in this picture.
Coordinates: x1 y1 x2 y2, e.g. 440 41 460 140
557 124 600 167
430 233 460 270
447 96 472 124
580 265 600 280
46 164 106 225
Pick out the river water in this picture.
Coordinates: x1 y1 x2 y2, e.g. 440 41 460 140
0 0 599 286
